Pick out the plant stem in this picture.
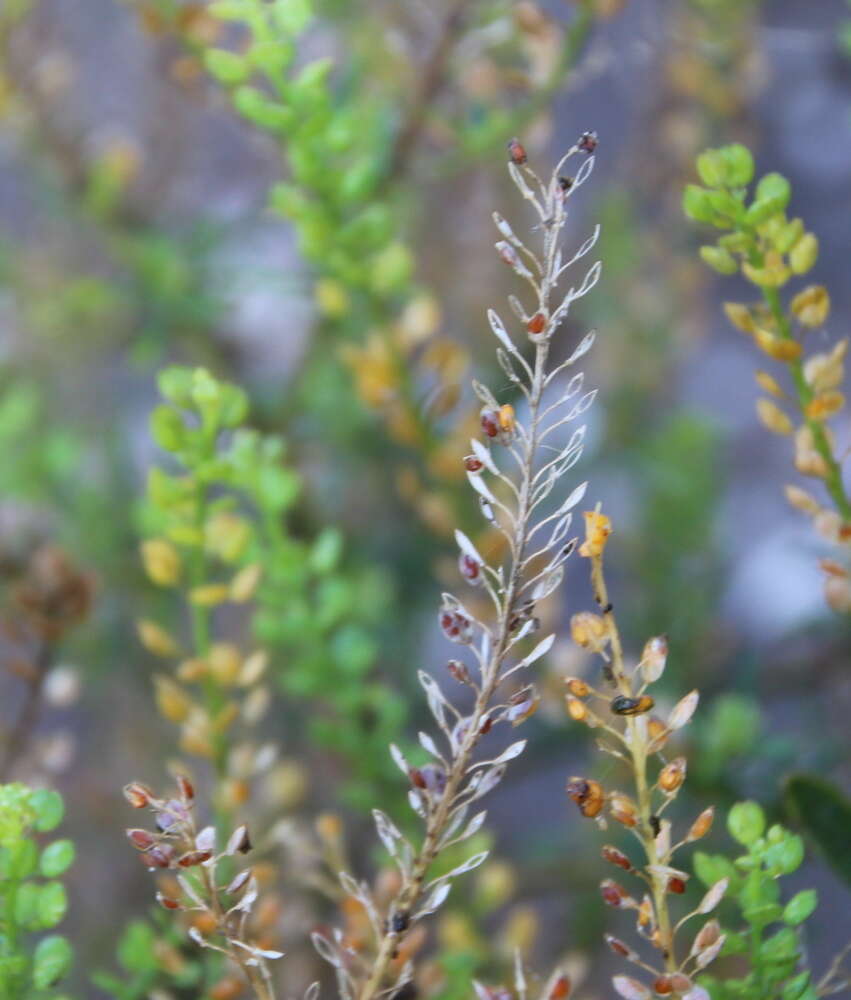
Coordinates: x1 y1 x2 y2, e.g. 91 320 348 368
590 554 677 975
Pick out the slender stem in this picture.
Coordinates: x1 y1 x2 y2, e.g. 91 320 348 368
0 638 53 779
590 554 677 975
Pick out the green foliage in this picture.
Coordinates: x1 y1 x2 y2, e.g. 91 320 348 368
0 784 74 999
785 774 851 888
695 802 818 1000
141 364 405 807
91 917 202 1000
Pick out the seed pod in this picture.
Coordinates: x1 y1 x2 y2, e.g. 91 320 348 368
653 977 673 996
498 404 516 437
570 611 606 648
506 686 541 726
464 455 484 472
578 131 598 154
527 312 547 335
640 635 667 684
658 757 687 793
566 677 590 697
176 775 195 802
558 176 573 194
646 716 668 751
600 879 629 908
566 776 604 818
548 975 571 1000
440 609 474 644
667 876 687 895
601 845 632 871
610 694 654 716
178 850 213 867
140 844 175 869
156 892 183 911
123 782 154 809
609 793 638 828
447 659 471 685
604 934 632 958
507 137 528 165
687 806 714 842
481 409 501 438
459 553 482 584
127 828 157 850
566 696 587 722
694 919 721 952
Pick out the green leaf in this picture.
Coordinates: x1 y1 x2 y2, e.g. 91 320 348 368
783 889 817 926
30 789 64 832
728 801 765 846
150 405 185 453
764 833 804 875
157 366 194 407
682 184 717 223
272 0 312 33
32 935 73 988
719 143 755 186
782 971 811 1000
756 172 791 209
699 245 738 275
759 927 799 965
696 150 727 187
785 774 851 886
203 48 249 86
118 920 158 973
40 839 75 878
37 881 68 927
693 851 736 887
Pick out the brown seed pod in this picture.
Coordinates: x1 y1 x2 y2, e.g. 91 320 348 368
464 455 484 472
566 696 587 722
601 845 632 871
527 312 547 335
658 757 687 793
600 879 629 907
687 806 715 842
123 782 154 809
507 137 528 165
609 793 638 828
565 776 604 817
565 677 590 697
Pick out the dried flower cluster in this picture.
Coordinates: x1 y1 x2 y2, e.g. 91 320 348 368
124 776 282 1000
564 511 724 1000
306 139 602 1000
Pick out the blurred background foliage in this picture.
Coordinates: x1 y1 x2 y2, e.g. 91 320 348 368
1 0 850 997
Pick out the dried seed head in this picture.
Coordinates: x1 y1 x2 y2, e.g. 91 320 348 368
123 782 154 809
601 845 633 871
565 677 590 697
507 137 528 165
687 806 714 842
578 131 598 154
658 757 687 793
610 694 654 716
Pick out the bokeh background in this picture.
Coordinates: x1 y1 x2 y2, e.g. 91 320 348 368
1 0 850 996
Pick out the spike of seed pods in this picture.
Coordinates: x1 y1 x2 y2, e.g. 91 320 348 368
610 694 654 716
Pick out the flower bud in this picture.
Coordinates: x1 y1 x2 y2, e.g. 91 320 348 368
137 620 180 658
790 285 830 327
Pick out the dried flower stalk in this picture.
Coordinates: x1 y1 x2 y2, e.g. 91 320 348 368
311 138 602 1000
565 513 724 1000
124 776 281 1000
